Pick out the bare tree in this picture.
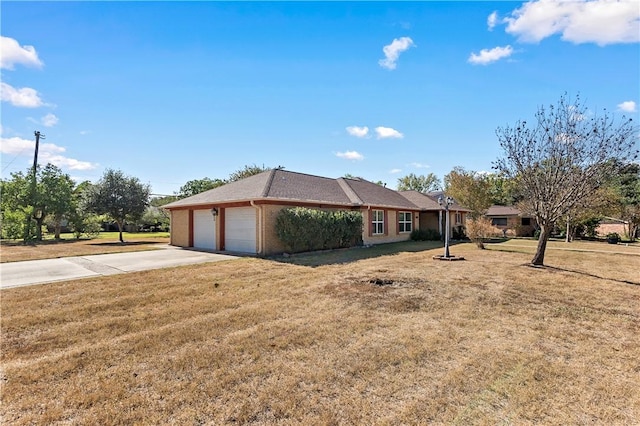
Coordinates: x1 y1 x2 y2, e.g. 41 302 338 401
495 94 638 266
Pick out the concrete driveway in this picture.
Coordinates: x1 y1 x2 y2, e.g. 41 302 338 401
0 246 240 289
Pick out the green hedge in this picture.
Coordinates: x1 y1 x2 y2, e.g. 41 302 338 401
275 207 363 253
410 228 441 241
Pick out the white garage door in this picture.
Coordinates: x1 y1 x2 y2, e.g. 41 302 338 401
225 207 257 253
193 209 216 251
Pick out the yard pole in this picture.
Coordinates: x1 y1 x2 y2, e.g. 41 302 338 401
444 203 451 258
24 131 43 243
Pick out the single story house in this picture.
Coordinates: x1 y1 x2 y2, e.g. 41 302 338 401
595 217 631 238
163 169 469 255
485 205 536 237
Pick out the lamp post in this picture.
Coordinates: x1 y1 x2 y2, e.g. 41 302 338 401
438 195 454 258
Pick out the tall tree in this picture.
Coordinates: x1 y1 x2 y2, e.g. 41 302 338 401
176 177 226 199
444 167 492 219
85 169 151 243
0 164 75 241
39 164 75 239
396 173 442 193
495 94 638 266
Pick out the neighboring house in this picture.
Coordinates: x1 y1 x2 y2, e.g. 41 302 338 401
163 169 468 255
485 205 536 237
595 217 629 238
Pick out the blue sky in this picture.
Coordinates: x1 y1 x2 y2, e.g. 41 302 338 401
2 1 639 195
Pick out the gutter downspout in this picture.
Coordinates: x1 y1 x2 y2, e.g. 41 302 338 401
250 200 263 255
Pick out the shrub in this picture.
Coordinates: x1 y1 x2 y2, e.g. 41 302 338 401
410 229 441 241
606 233 620 244
1 209 25 240
275 207 363 253
465 217 494 249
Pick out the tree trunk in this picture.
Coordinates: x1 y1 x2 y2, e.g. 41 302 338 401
531 225 551 266
117 220 124 243
627 222 638 242
565 217 571 243
35 218 44 241
54 217 62 240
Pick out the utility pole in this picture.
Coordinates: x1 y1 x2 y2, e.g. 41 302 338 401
24 131 44 243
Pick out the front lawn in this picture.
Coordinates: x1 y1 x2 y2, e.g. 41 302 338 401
1 242 638 424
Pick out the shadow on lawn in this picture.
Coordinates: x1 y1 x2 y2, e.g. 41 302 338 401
538 264 640 286
269 240 451 267
88 241 164 247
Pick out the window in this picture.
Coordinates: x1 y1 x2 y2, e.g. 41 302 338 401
491 217 508 226
372 210 384 235
398 211 412 233
521 217 531 226
455 212 462 224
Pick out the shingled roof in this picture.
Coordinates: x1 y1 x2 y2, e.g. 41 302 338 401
164 169 420 210
485 205 524 216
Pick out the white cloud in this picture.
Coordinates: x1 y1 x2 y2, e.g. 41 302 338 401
389 168 402 174
487 11 499 30
379 37 415 70
410 162 430 169
41 113 58 127
375 126 404 139
346 126 369 138
0 135 97 170
503 0 640 46
617 100 637 112
0 36 43 70
1 82 44 108
336 150 364 161
468 45 514 65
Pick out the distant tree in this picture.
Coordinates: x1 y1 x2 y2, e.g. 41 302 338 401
486 172 520 206
85 169 151 243
39 164 75 239
0 174 30 240
613 162 640 241
396 173 441 193
176 178 226 199
150 195 179 207
495 93 638 265
444 167 492 219
67 181 103 239
561 185 620 241
0 164 75 241
228 164 276 182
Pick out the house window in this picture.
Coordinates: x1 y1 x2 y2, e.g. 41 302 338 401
521 217 531 226
491 217 508 226
372 210 384 235
398 211 412 233
455 212 462 224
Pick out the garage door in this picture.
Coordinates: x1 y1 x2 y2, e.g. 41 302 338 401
225 207 257 253
193 209 216 250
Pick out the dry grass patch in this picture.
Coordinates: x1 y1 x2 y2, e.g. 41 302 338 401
0 236 170 263
1 243 639 424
